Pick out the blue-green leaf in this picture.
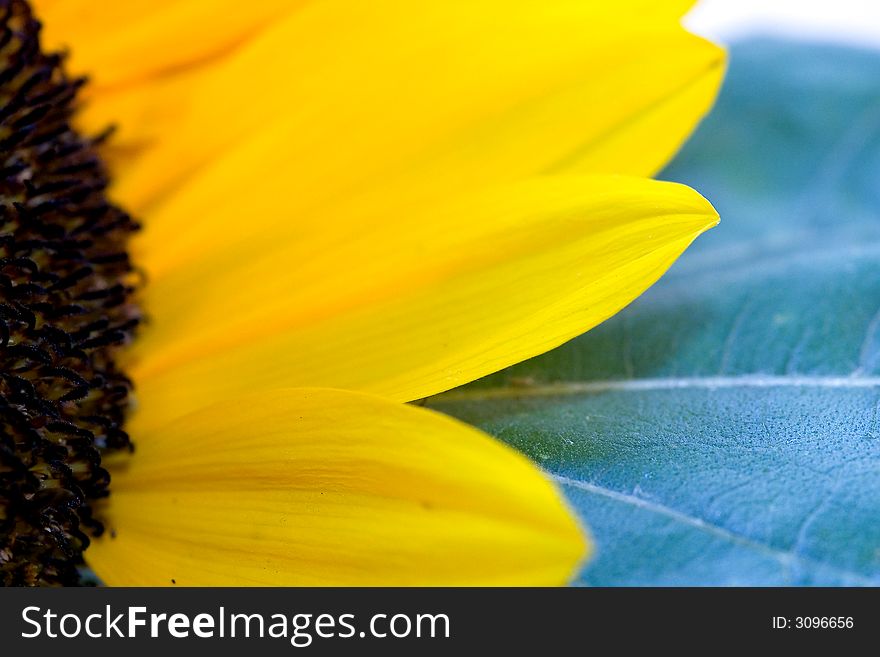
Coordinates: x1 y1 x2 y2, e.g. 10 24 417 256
427 40 880 586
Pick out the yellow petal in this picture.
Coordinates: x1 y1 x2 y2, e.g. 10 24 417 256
69 1 722 213
128 175 717 430
36 0 696 90
33 0 304 89
88 388 587 586
126 22 722 279
545 49 725 177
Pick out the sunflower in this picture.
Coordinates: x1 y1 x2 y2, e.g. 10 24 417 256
1 0 723 585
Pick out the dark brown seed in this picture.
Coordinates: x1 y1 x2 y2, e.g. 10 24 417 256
0 0 140 586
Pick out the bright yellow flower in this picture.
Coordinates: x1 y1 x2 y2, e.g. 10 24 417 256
19 0 723 585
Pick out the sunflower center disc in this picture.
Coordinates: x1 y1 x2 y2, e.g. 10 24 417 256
0 0 139 586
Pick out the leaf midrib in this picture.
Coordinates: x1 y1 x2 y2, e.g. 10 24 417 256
435 375 880 401
432 376 880 585
553 476 877 586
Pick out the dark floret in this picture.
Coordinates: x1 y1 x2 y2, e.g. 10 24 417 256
0 0 139 586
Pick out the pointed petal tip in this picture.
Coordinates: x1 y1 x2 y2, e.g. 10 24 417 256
695 190 722 234
652 177 720 234
693 187 721 232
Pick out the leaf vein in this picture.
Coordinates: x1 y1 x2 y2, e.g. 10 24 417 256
437 375 880 401
553 476 877 586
